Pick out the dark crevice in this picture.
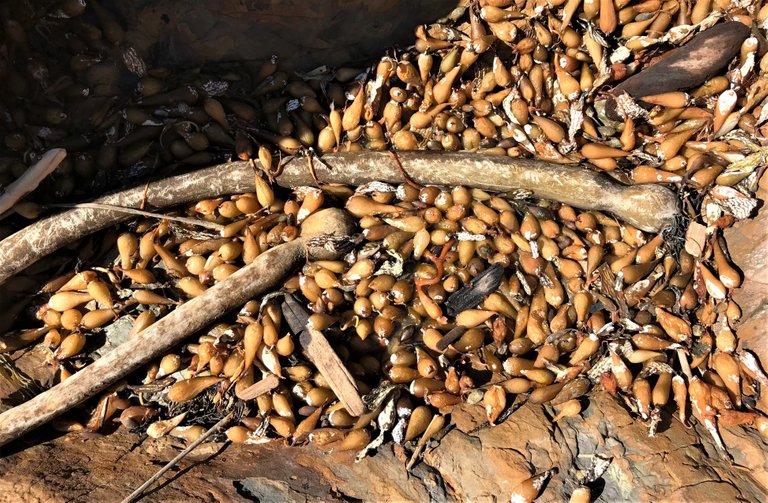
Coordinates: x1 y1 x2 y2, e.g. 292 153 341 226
232 480 260 502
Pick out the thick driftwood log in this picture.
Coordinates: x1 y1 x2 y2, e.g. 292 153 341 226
275 152 679 231
0 153 679 286
0 209 355 448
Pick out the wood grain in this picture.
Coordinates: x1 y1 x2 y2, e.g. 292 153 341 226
299 328 365 417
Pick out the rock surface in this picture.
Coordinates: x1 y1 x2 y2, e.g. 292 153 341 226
726 175 768 412
113 0 456 71
0 391 766 502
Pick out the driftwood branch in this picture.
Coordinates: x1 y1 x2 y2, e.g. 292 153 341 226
0 153 679 286
276 153 679 232
0 149 67 217
0 208 355 448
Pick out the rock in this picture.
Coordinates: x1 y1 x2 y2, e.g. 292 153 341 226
725 175 768 412
1 389 766 502
112 0 457 71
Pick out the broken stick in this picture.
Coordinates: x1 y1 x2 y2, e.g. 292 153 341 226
301 328 365 416
282 295 365 416
235 374 280 401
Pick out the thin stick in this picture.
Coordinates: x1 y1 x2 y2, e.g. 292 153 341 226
47 202 225 232
120 411 234 503
0 149 67 217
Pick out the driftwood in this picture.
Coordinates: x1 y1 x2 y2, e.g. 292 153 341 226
0 149 67 217
234 374 280 401
276 153 679 232
282 295 365 416
0 152 679 286
301 328 365 416
0 208 355 448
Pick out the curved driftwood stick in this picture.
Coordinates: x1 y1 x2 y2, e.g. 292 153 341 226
0 149 67 217
0 152 679 285
0 208 355 448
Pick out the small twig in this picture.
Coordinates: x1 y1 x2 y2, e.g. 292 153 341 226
405 442 427 471
46 202 225 232
120 411 234 503
0 149 67 218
